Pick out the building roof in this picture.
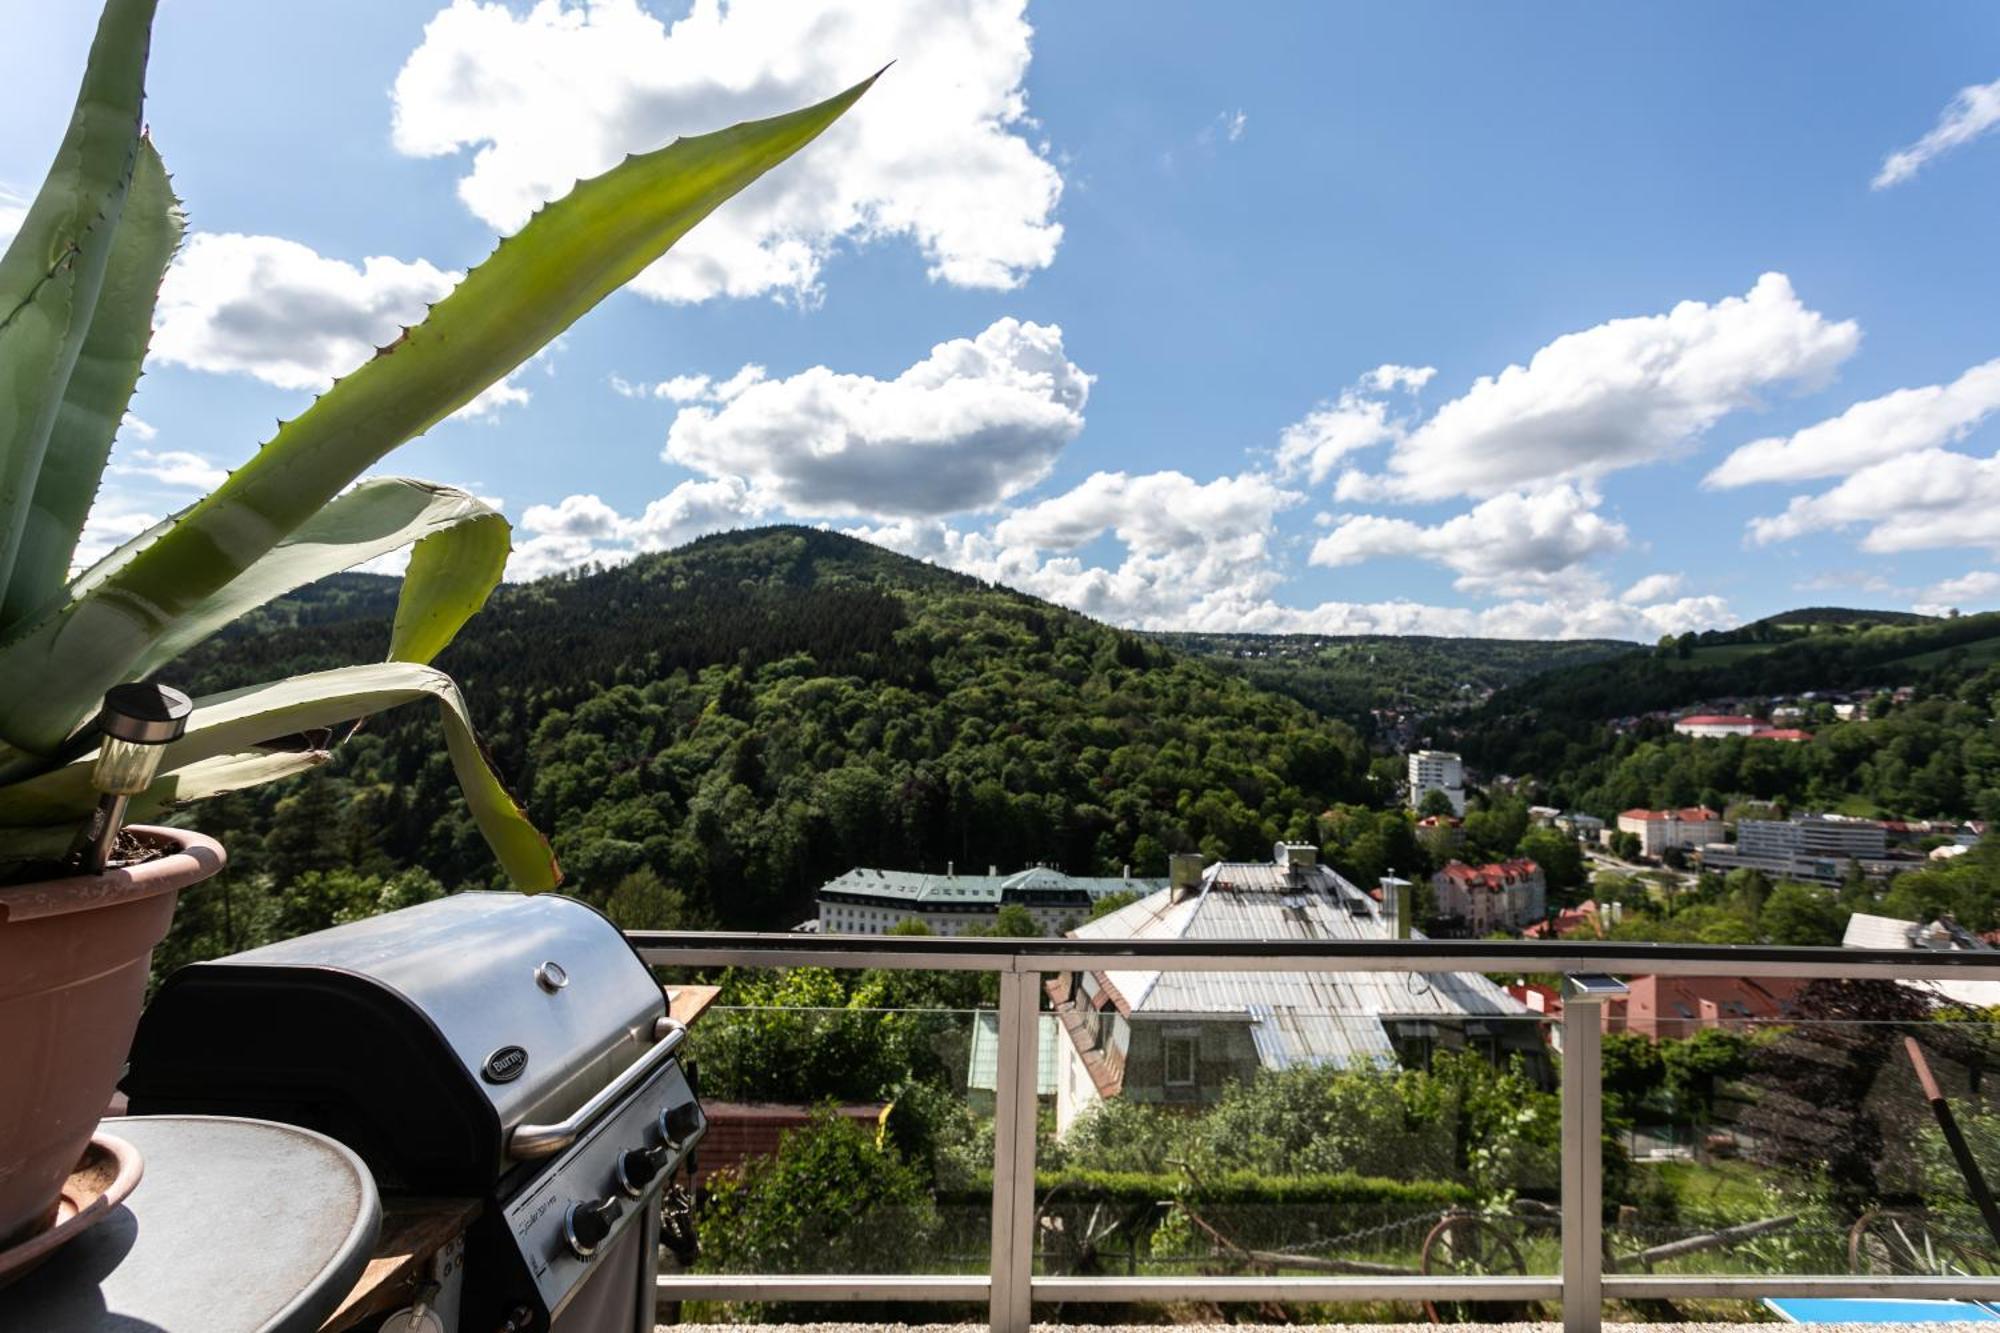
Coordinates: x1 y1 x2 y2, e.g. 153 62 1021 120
1523 900 1602 939
1619 806 1721 823
1843 912 2000 1009
817 865 1165 908
1435 858 1543 891
1064 860 1528 1069
1676 715 1759 727
1750 727 1814 742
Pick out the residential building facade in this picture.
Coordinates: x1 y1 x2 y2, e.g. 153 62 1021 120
817 865 1165 936
1700 814 1902 885
1430 858 1547 935
1616 807 1723 858
1599 975 1801 1040
1407 749 1467 815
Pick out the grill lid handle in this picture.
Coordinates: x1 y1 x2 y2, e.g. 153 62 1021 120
509 1017 687 1160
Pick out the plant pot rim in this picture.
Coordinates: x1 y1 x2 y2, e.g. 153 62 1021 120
0 826 226 925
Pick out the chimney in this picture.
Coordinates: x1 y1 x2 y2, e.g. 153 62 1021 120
989 864 998 877
1122 864 1131 880
1380 875 1414 940
1274 842 1319 874
947 860 955 878
1170 852 1206 901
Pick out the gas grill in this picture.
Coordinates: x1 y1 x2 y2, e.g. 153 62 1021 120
122 892 705 1332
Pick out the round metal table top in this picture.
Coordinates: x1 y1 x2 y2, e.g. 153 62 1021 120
5 1115 380 1333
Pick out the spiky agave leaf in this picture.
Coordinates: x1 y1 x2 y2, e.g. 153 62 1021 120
0 71 881 757
0 0 155 612
1 136 183 628
0 663 556 889
112 477 510 680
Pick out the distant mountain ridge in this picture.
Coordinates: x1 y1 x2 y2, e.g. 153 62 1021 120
1453 605 2000 777
167 526 1381 928
1154 630 1635 726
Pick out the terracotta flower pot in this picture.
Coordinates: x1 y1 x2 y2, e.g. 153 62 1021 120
0 826 224 1245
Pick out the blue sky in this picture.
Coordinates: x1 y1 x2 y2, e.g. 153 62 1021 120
5 1 2000 640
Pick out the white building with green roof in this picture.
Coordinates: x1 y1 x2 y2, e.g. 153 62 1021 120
816 865 1166 936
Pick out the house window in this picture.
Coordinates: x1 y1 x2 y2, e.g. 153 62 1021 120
1163 1032 1198 1087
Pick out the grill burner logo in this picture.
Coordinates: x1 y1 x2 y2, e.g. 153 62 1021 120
483 1045 529 1083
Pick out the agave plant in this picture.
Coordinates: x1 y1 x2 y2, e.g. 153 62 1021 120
0 0 873 886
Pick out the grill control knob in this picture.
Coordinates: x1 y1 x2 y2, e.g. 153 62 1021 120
659 1100 702 1146
563 1196 620 1258
617 1142 673 1197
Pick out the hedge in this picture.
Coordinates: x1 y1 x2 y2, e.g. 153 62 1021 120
939 1168 1471 1209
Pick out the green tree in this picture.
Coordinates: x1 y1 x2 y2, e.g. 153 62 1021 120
1418 788 1458 819
603 866 700 932
1601 1032 1665 1124
1660 1027 1750 1123
985 903 1041 937
1518 827 1585 895
1759 881 1845 946
1088 890 1141 921
699 1110 940 1278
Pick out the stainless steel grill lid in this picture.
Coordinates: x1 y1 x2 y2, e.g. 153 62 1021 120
123 893 668 1192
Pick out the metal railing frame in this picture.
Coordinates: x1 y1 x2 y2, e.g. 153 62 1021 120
634 931 2000 1331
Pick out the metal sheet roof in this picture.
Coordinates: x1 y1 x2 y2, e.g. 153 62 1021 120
818 866 1166 907
1069 860 1530 1069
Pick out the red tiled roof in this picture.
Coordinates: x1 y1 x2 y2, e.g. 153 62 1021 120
1524 900 1601 939
1618 806 1720 823
1749 727 1813 742
1677 714 1759 726
1436 857 1543 891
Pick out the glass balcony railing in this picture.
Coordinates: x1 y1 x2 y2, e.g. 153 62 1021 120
635 934 2000 1331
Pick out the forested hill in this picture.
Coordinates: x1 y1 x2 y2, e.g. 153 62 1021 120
1456 608 2000 784
1153 631 1633 725
167 527 1378 937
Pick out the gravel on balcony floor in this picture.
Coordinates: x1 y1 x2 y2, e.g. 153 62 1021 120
668 1324 2000 1332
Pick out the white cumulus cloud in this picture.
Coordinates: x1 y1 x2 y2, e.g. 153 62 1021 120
1308 485 1628 596
154 233 456 392
1621 572 1684 604
1708 356 2000 489
110 449 229 490
391 0 1063 304
152 231 537 420
663 318 1089 518
509 477 761 579
1914 570 2000 617
1874 76 2000 190
1337 273 1858 502
1748 447 2000 553
1274 364 1433 484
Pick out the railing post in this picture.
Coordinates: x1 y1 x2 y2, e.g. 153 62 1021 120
989 967 1039 1333
1561 974 1626 1333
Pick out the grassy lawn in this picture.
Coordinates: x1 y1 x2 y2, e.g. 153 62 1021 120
1641 1157 1778 1222
1830 792 1887 818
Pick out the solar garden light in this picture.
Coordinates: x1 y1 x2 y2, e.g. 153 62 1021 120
75 683 193 873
